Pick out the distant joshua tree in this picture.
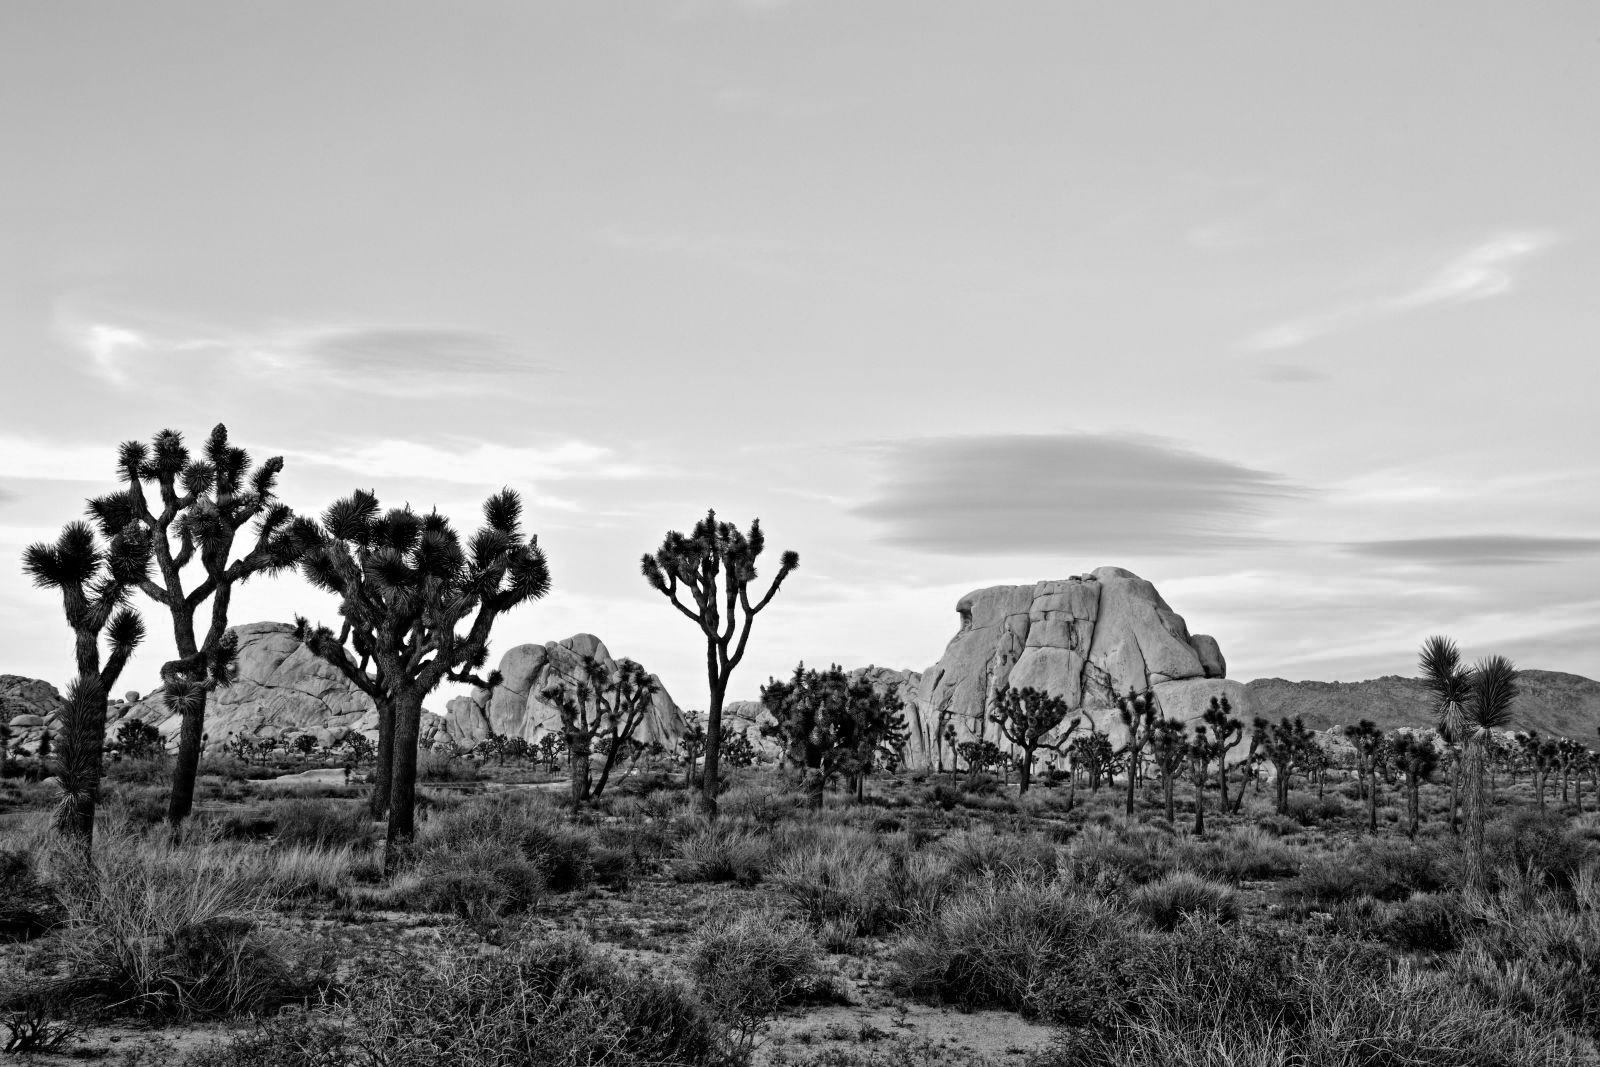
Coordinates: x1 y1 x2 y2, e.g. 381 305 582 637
641 510 798 818
1148 716 1190 823
679 712 707 787
1254 715 1316 815
1390 732 1440 839
991 685 1081 796
1516 731 1560 814
1342 720 1386 834
1115 688 1156 815
539 655 660 809
1202 696 1244 812
88 426 311 825
761 663 907 806
297 487 550 870
22 516 152 845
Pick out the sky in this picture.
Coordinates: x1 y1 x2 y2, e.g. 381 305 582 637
3 1 1598 710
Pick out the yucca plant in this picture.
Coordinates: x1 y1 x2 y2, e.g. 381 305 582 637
1461 654 1519 886
21 519 152 845
296 487 550 869
88 426 312 825
641 510 798 817
1419 635 1473 835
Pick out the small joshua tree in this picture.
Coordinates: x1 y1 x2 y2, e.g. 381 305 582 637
762 664 907 806
1343 719 1386 834
1254 715 1316 815
991 685 1081 795
1148 717 1190 823
1189 723 1219 836
1516 730 1560 814
539 655 660 808
641 510 798 817
297 488 550 869
1419 636 1473 835
1390 732 1439 839
112 719 164 760
90 426 311 825
679 711 707 788
1202 696 1244 812
22 518 152 845
1116 687 1156 815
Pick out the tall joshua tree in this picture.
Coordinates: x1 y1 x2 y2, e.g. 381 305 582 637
22 518 152 845
1202 696 1244 812
1460 655 1518 884
641 510 797 817
298 488 550 868
89 426 309 824
1116 687 1156 815
1419 636 1473 835
991 685 1081 796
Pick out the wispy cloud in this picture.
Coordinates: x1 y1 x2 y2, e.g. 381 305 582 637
58 309 542 398
283 438 654 487
853 433 1303 556
1242 230 1557 352
1343 534 1600 567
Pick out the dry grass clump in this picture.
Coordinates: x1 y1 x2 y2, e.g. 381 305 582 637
1172 826 1299 883
182 935 734 1067
269 797 372 850
1129 872 1239 930
20 828 324 1017
687 910 839 1048
0 848 61 941
674 822 770 885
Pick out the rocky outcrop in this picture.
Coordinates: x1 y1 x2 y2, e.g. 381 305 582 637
905 567 1240 768
107 622 447 750
446 634 685 749
1 675 67 750
1245 670 1600 740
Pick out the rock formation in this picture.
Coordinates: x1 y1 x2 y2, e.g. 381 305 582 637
108 622 448 750
445 634 685 749
902 567 1244 768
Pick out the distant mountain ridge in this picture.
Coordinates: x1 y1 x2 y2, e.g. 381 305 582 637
1243 669 1600 741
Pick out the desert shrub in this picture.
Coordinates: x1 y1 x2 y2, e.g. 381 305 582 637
893 880 1133 1020
404 839 548 921
776 838 894 936
687 911 836 1046
1063 822 1174 888
416 748 481 783
183 936 732 1067
1129 872 1239 930
1254 812 1302 837
938 828 1057 883
0 849 61 941
422 792 595 891
263 844 356 901
1291 838 1447 906
38 830 324 1017
1284 792 1345 826
770 1037 996 1067
962 773 1002 798
674 824 769 885
1450 889 1600 1038
271 798 371 850
1477 810 1593 892
1383 892 1462 952
104 754 171 785
1174 826 1299 882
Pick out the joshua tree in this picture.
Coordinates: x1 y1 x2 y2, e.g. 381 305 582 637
679 712 707 787
1459 655 1519 884
1189 724 1219 835
762 664 907 806
1390 732 1439 839
641 510 797 817
22 517 152 845
1343 720 1386 834
1071 729 1116 793
1202 696 1244 812
539 655 660 808
992 685 1081 795
297 488 550 869
940 720 958 782
1557 738 1587 809
1516 731 1559 814
1116 688 1156 815
86 426 310 825
1419 636 1474 835
1255 715 1316 815
538 731 566 773
1148 717 1189 823
957 738 1005 777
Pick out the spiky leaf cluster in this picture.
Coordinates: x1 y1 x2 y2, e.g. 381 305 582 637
761 663 908 781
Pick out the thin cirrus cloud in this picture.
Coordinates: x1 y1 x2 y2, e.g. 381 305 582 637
1242 230 1557 352
1342 535 1600 567
282 438 653 487
852 433 1303 556
61 313 540 398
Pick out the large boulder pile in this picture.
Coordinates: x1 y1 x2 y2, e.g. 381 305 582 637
901 567 1245 768
109 622 448 750
1 675 67 751
444 634 685 749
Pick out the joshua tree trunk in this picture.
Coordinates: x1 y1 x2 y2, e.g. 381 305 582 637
1366 770 1378 834
55 677 109 846
684 752 697 788
384 687 426 873
701 676 725 817
162 617 204 825
1406 776 1421 839
803 752 825 810
1448 761 1460 835
1163 775 1175 823
1217 761 1230 814
1193 779 1206 836
568 732 592 812
1019 746 1035 794
370 701 395 820
1460 739 1489 888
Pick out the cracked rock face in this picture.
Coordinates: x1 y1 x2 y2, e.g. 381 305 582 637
903 566 1242 769
446 634 686 749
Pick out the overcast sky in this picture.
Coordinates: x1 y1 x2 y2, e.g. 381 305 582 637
4 2 1598 709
